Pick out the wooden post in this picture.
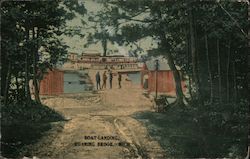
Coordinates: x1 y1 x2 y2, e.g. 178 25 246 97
155 71 158 99
155 59 159 99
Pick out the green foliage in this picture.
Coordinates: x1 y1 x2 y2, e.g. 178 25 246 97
1 123 53 158
1 1 86 157
119 24 147 43
134 99 248 158
1 100 65 158
99 1 248 157
1 0 86 104
63 0 87 16
1 0 248 158
1 101 65 124
84 4 121 56
1 102 62 159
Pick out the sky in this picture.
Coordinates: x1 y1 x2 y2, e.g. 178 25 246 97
61 0 157 57
61 0 249 57
61 0 99 54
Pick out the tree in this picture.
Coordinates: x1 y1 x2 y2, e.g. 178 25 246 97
93 0 187 104
91 0 249 157
84 5 120 56
1 0 86 105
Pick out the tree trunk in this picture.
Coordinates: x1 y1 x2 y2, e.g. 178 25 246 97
3 62 11 106
189 11 200 102
1 49 7 97
157 11 185 105
15 75 19 101
232 57 237 102
217 39 222 103
32 27 41 104
185 27 193 100
160 33 184 104
25 29 31 105
102 39 107 57
226 39 231 102
247 5 250 158
204 32 213 103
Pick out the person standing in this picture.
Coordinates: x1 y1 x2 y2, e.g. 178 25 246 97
95 71 101 90
118 73 122 89
109 70 113 89
102 71 107 89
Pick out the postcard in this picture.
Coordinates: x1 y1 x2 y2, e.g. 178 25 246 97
1 0 249 158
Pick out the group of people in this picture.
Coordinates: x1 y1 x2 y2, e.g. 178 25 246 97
95 70 122 90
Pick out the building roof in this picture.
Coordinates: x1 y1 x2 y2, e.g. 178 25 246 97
106 55 125 57
145 58 181 71
69 52 78 55
82 53 101 57
81 50 101 57
82 50 100 53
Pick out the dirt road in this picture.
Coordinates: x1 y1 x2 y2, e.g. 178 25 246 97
26 72 166 159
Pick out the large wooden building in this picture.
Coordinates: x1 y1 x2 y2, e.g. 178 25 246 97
64 52 139 70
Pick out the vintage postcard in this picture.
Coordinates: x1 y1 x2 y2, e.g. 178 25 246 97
1 0 249 158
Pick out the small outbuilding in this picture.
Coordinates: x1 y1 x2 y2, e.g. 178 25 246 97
39 69 92 95
39 69 64 95
141 58 186 96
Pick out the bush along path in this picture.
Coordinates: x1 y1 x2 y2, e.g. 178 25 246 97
1 101 65 158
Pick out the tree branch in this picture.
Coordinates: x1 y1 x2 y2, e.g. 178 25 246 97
217 1 248 39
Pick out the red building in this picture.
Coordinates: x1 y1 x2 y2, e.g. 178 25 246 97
141 58 186 96
39 69 64 95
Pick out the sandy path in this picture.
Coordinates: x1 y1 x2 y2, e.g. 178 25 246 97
26 70 166 159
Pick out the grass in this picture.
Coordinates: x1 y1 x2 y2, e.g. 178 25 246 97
1 101 65 158
132 101 248 158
